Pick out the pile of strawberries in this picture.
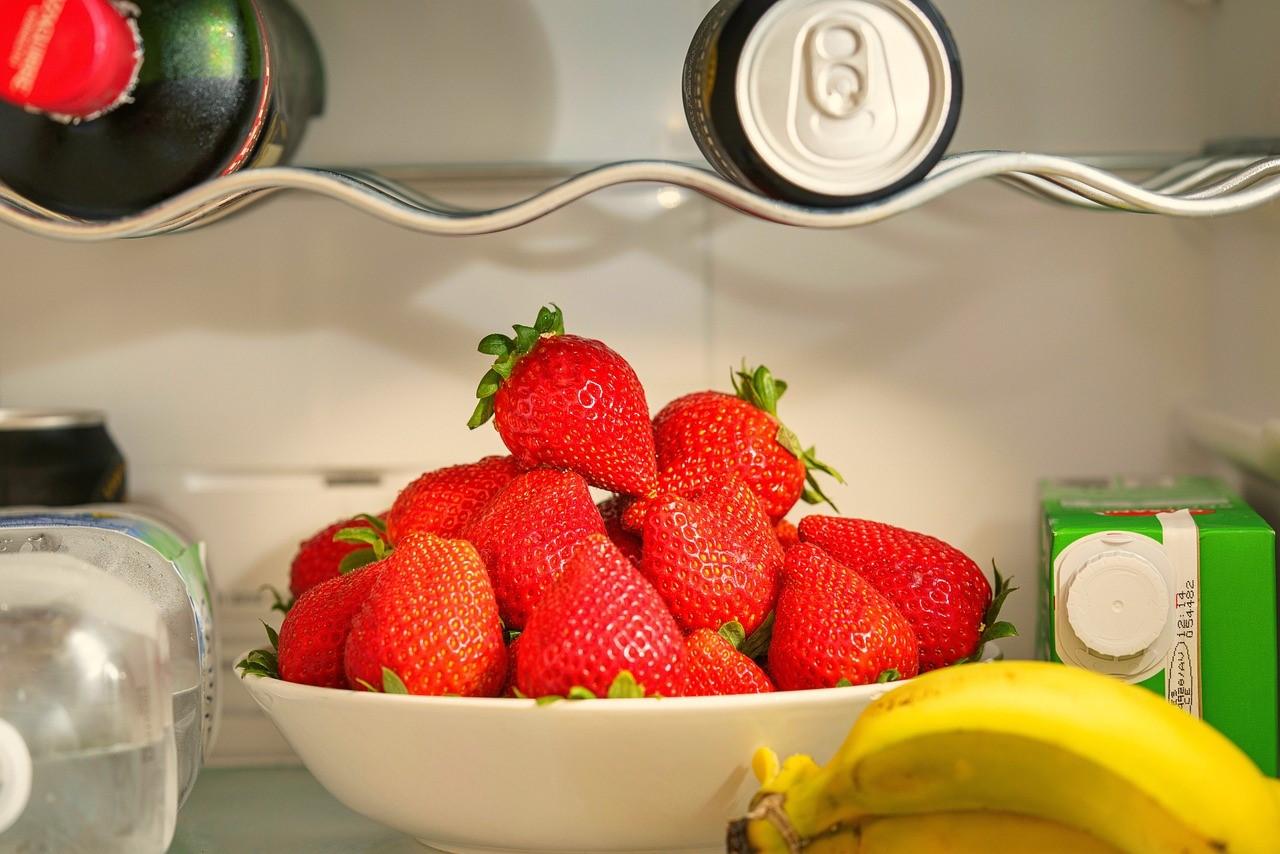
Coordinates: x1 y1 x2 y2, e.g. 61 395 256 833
239 306 1014 699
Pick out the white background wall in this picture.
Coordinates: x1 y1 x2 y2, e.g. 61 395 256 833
1 0 1275 762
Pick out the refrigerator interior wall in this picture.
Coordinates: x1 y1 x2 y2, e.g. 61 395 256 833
0 0 1276 762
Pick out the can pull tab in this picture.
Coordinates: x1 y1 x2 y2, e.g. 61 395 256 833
0 718 32 835
794 13 898 161
806 21 866 118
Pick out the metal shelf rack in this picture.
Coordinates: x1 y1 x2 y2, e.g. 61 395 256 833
3 149 1279 241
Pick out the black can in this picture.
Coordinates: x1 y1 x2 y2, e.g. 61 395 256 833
684 0 963 208
0 410 127 507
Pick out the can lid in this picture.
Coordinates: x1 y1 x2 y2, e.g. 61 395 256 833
0 0 142 120
0 409 106 431
735 0 957 199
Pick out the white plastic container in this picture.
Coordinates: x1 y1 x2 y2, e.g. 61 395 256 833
0 554 177 853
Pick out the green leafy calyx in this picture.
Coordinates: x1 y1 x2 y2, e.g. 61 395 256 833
236 621 281 679
732 362 788 418
530 671 651 705
468 304 565 430
739 611 774 661
965 563 1020 663
718 620 747 650
606 671 646 699
732 361 846 512
334 525 391 572
876 669 902 684
260 584 293 616
382 667 410 694
355 514 387 534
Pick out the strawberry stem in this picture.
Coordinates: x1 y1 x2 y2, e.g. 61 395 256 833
733 362 847 512
468 304 565 429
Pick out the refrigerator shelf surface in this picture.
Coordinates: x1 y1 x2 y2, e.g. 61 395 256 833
2 149 1279 241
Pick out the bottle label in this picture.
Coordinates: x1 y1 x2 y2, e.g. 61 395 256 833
5 0 67 97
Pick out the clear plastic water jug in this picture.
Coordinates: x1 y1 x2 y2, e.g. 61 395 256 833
0 553 177 853
0 507 216 807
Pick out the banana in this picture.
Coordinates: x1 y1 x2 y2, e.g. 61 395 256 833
794 811 1120 854
729 661 1280 854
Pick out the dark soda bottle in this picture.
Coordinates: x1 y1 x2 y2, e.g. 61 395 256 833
0 0 324 220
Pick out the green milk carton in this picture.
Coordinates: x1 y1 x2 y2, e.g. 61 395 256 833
1040 476 1278 775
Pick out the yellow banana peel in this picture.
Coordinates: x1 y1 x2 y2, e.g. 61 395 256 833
729 661 1280 854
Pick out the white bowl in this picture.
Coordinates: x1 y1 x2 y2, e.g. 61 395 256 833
238 658 911 853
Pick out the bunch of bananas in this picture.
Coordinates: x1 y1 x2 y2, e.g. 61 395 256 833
729 661 1280 853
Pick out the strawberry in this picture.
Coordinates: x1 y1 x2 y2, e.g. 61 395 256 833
775 519 800 549
515 534 687 698
466 305 658 497
597 495 643 565
770 544 919 690
385 455 523 544
685 623 775 696
288 514 384 599
682 473 784 577
640 488 779 636
278 560 386 688
797 517 1009 672
651 364 843 522
344 532 507 697
461 468 606 630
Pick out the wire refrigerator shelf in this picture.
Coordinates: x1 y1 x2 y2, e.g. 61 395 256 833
3 150 1279 241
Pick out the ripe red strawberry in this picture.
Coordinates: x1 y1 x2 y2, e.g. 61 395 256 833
515 534 688 698
685 624 775 696
770 544 919 690
640 492 779 636
683 473 784 576
651 364 843 522
597 495 643 565
775 519 800 549
344 532 507 697
278 560 386 688
462 468 606 630
288 514 383 599
385 455 523 544
797 517 1003 672
467 305 658 497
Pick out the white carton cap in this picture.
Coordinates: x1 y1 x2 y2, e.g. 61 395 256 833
1066 550 1170 659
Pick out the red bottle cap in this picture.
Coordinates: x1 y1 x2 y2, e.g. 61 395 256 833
0 0 141 119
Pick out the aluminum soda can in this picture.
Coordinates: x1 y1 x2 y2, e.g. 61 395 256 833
0 409 127 507
684 0 963 207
